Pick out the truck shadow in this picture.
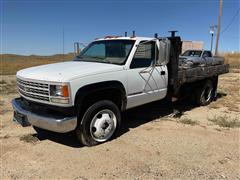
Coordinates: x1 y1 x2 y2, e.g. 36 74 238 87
34 92 226 148
120 98 190 135
120 92 227 135
35 131 84 148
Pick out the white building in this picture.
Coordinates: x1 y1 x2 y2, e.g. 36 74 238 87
182 41 204 53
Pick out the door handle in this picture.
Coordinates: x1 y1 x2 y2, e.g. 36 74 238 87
161 71 165 75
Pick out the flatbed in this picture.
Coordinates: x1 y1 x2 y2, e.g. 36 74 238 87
178 64 229 85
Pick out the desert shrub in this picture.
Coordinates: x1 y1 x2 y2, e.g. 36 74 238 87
179 118 198 126
208 115 240 128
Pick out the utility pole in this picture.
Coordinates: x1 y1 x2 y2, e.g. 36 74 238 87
210 25 217 52
215 0 223 55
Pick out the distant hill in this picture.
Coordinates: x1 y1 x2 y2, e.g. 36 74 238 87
1 53 75 75
0 52 239 75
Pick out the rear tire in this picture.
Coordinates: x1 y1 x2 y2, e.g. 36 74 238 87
195 80 214 106
76 100 121 146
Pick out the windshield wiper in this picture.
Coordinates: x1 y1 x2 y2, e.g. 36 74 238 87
83 56 113 63
102 59 113 64
76 55 104 59
76 55 82 58
84 56 105 60
75 55 114 64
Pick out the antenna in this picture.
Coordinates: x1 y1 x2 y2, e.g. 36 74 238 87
62 28 65 59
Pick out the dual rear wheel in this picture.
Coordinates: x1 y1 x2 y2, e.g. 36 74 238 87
195 79 215 106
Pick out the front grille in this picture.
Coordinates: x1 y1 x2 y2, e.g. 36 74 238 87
17 78 50 102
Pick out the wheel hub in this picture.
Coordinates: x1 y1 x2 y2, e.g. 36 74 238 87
90 110 117 142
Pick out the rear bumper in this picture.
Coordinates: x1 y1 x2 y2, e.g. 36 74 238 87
12 98 77 133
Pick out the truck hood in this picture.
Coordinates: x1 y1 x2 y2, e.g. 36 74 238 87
17 61 124 82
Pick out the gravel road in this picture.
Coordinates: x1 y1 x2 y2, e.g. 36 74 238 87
1 73 239 179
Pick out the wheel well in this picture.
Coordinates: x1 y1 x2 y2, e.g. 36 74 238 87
74 81 127 115
81 89 123 111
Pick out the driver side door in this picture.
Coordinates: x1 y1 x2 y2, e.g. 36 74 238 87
126 40 168 109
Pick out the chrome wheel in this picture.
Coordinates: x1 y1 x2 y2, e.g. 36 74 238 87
90 109 117 142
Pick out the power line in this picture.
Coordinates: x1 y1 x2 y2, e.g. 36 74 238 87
221 7 240 34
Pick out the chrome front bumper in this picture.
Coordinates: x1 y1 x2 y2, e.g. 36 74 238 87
12 98 77 133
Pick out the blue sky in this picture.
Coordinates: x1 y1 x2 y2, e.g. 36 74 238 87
1 0 239 55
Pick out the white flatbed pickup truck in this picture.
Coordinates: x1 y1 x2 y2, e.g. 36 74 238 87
12 32 229 146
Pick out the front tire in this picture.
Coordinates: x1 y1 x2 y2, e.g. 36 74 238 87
76 100 121 146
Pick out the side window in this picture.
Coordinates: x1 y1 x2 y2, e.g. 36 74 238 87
207 51 212 57
203 51 212 58
130 41 155 69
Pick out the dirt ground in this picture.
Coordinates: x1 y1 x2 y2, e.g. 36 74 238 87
0 72 239 180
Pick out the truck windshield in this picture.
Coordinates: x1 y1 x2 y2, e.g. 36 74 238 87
75 40 135 65
182 50 202 57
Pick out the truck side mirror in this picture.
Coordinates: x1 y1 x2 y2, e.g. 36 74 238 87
158 39 171 65
74 42 81 56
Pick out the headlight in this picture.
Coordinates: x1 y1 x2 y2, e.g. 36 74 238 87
50 84 70 104
50 85 69 97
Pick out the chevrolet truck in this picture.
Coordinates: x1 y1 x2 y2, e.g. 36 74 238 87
12 32 229 146
179 50 224 68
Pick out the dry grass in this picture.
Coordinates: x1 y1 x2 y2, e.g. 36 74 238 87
178 118 198 126
19 134 39 144
220 52 240 69
208 102 221 109
208 115 240 128
0 79 7 84
0 53 74 75
0 77 17 94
